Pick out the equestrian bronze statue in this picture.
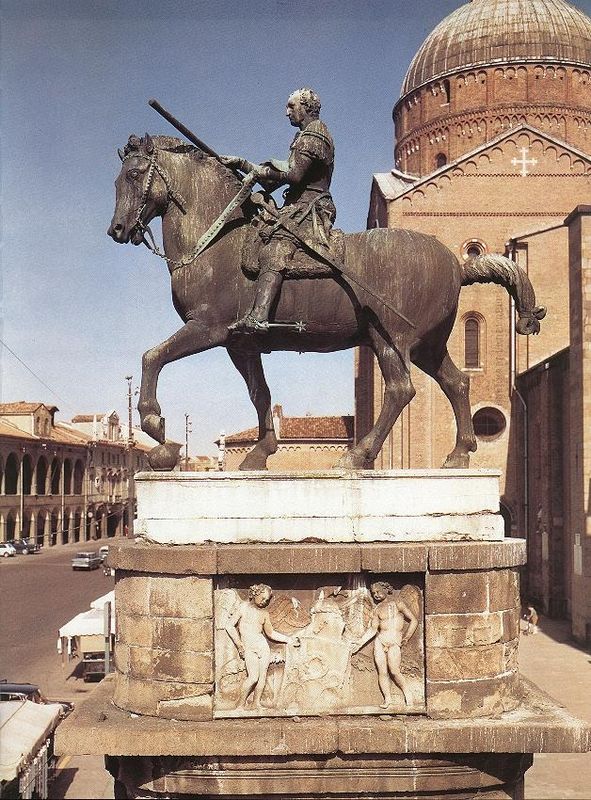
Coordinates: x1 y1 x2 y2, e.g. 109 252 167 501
108 94 545 471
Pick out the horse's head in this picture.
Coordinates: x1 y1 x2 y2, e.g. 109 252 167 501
108 134 183 245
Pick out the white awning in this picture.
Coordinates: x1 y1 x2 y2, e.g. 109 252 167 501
0 700 61 782
90 590 115 610
57 593 116 654
58 606 115 639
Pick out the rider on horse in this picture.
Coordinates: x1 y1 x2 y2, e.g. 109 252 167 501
220 87 335 334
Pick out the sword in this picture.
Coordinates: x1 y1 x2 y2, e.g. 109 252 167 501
252 194 416 329
189 172 257 259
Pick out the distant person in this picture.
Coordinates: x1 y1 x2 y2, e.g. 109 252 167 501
523 603 539 635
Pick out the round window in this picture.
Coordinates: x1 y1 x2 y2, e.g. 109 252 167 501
462 239 486 260
472 407 506 439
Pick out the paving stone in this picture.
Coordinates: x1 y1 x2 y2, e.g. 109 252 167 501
360 543 427 572
426 672 521 719
217 543 361 574
426 612 503 648
152 617 212 654
500 608 520 642
426 570 488 614
110 541 217 575
489 569 520 612
149 575 213 619
117 613 153 647
427 540 526 571
115 573 151 616
427 643 506 681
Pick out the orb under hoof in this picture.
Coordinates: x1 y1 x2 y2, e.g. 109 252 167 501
147 442 182 471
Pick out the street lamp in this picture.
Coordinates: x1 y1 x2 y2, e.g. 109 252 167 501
184 413 192 471
125 375 135 537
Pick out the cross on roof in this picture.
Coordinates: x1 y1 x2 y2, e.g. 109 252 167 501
511 147 538 177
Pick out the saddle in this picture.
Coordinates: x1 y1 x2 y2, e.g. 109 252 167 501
241 217 346 280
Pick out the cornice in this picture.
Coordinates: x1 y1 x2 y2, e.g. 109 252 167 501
395 102 591 148
397 59 591 109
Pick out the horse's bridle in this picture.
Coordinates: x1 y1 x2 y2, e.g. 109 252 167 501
121 146 256 272
122 148 189 263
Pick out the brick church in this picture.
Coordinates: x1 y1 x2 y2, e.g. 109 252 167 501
355 0 591 642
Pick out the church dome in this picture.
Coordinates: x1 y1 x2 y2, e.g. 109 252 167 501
401 0 591 97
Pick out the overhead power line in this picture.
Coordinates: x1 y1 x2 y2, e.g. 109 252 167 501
0 337 69 406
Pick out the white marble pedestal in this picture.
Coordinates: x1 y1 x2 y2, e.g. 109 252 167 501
135 469 504 544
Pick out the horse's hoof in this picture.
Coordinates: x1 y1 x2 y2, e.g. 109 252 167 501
142 414 165 444
238 453 269 471
147 442 182 471
336 452 370 470
442 452 471 468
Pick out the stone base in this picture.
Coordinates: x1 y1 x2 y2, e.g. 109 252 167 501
78 472 589 798
134 469 504 544
58 676 590 798
110 539 526 722
105 753 532 799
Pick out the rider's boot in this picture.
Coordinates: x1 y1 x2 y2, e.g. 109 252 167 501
228 269 283 333
229 239 292 333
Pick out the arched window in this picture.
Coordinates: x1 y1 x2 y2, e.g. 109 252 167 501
63 460 72 495
50 458 61 495
464 317 481 368
4 454 19 495
435 152 447 168
73 460 84 495
6 511 17 540
50 510 59 546
36 513 46 546
36 457 48 495
22 454 33 495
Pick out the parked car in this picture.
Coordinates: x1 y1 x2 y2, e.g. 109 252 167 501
98 545 109 563
0 542 16 558
7 539 39 555
71 551 101 570
0 680 73 717
21 537 41 554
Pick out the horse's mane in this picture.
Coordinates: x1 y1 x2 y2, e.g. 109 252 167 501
122 133 241 191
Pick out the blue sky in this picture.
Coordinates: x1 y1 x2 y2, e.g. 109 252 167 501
3 0 586 453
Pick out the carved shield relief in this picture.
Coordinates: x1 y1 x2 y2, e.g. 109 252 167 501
214 574 425 718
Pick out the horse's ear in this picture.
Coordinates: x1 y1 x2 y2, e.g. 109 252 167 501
118 148 125 162
144 133 154 154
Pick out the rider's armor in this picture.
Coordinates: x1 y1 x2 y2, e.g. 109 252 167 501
231 119 335 333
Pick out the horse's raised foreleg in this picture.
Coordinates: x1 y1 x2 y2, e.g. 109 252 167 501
338 334 415 469
227 345 277 470
414 346 476 468
138 320 226 444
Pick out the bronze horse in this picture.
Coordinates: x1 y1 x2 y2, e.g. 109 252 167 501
108 134 545 470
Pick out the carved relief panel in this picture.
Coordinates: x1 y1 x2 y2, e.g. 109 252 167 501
214 574 425 718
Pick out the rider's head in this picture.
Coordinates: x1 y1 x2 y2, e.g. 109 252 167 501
289 88 321 118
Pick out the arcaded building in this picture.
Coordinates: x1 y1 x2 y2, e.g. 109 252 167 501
356 0 591 641
0 403 149 546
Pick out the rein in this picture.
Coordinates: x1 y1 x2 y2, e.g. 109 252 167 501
124 148 252 272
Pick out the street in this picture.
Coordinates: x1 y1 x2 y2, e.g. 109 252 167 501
0 539 115 799
0 540 113 700
1 544 590 799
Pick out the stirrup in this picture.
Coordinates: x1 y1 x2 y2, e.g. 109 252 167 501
228 314 269 334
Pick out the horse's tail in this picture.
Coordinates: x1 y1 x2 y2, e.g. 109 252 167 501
461 254 546 335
